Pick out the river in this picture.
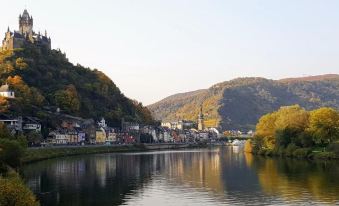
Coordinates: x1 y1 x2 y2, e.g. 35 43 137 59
22 147 339 206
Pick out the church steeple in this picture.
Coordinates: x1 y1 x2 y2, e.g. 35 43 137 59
198 104 205 131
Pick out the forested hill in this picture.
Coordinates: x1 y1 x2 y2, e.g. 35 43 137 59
0 44 153 127
148 75 339 130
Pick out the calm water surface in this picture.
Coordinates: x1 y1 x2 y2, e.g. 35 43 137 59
22 147 339 206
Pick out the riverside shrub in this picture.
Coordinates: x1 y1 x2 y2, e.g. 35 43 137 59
0 172 39 206
285 144 299 157
0 139 24 170
292 148 312 158
328 143 339 157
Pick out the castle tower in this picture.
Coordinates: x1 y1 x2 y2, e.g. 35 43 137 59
198 105 205 131
19 9 33 36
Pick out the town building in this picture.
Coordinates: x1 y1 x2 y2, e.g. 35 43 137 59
22 117 41 132
121 119 140 132
95 128 106 144
81 119 96 143
0 114 22 133
161 120 195 130
1 9 51 51
49 130 68 145
0 115 43 135
77 130 86 144
106 129 117 143
67 130 79 144
0 84 15 98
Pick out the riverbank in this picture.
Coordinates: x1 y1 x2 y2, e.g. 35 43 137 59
246 149 339 160
22 143 203 164
244 140 339 160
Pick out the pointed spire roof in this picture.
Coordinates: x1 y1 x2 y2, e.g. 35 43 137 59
21 9 30 19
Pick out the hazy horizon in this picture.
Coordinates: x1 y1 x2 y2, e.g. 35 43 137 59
1 0 339 105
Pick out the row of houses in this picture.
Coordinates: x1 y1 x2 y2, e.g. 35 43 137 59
0 113 228 146
142 126 222 143
0 114 41 134
47 118 140 145
161 120 196 130
48 119 222 145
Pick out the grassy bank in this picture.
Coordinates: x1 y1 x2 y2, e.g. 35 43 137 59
245 140 339 160
22 145 147 164
252 148 338 160
22 143 205 164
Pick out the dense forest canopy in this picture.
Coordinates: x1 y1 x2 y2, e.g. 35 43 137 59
0 43 154 128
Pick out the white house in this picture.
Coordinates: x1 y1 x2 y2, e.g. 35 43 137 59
0 84 15 98
49 131 69 145
22 117 41 132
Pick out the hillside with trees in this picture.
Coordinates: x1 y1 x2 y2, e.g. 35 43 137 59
148 75 339 130
0 43 154 129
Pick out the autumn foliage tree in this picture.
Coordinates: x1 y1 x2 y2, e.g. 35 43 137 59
308 107 339 145
6 75 44 108
248 105 339 158
55 84 80 113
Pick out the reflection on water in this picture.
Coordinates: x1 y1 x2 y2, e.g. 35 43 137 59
22 147 339 206
245 153 339 204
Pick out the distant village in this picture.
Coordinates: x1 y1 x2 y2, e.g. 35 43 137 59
0 83 253 146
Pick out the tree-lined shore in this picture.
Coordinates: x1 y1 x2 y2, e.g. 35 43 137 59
245 105 339 159
0 135 39 205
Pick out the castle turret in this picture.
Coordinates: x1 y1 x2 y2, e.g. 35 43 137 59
19 9 33 36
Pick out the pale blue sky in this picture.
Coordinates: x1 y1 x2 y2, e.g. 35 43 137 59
1 0 339 104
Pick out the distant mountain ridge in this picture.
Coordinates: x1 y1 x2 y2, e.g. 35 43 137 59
148 74 339 130
278 74 339 83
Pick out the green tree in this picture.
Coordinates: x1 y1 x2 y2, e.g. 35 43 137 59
255 112 277 149
0 123 13 139
274 105 309 131
308 107 339 145
255 105 310 150
0 139 24 171
25 131 43 146
55 84 80 113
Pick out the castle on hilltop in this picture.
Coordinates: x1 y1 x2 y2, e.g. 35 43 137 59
1 9 51 51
